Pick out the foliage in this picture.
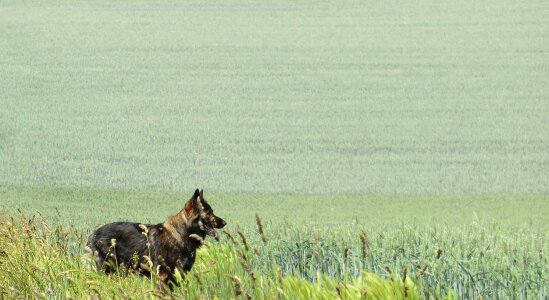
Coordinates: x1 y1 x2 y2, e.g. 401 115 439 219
1 0 548 298
0 214 455 299
1 210 547 298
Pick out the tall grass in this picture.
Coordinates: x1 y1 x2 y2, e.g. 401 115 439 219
1 211 547 298
1 185 548 298
0 213 454 299
236 222 548 299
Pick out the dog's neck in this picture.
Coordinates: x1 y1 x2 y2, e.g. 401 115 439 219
163 220 183 244
163 211 205 250
163 212 188 245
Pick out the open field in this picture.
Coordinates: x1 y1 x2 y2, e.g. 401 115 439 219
1 0 549 298
1 0 548 195
3 184 549 229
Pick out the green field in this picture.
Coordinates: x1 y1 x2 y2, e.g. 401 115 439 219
2 0 548 195
1 0 548 298
1 185 548 298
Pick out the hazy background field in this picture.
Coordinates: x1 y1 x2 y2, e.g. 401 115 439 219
1 0 548 195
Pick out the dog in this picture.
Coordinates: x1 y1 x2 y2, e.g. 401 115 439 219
85 189 226 287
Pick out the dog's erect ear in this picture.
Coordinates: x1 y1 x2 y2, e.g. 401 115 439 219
196 191 206 217
184 198 195 214
184 189 201 214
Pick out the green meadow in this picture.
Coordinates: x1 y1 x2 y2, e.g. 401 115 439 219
1 0 548 298
1 185 547 298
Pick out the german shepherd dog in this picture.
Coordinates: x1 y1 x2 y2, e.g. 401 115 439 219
85 189 226 287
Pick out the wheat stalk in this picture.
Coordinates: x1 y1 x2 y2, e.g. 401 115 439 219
237 230 250 252
255 213 268 244
359 229 368 260
226 274 243 297
222 229 237 244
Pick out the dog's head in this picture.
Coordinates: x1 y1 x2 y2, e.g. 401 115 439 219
183 189 226 240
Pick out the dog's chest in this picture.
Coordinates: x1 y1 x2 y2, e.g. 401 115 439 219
176 248 196 271
156 242 196 272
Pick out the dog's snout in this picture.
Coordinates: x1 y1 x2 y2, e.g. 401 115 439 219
217 218 227 228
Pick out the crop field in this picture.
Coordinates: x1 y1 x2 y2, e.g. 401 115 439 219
1 0 548 299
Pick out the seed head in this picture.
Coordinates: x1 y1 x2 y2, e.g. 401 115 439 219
359 229 368 259
416 263 429 279
255 213 268 244
237 230 249 252
222 230 237 244
138 224 149 235
225 274 243 297
190 234 205 245
276 267 283 286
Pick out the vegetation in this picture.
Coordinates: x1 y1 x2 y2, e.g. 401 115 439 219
1 0 548 298
1 0 548 195
1 213 457 299
0 185 547 298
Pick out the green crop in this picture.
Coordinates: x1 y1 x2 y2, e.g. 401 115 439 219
1 186 547 298
0 213 459 299
1 0 548 298
1 0 548 195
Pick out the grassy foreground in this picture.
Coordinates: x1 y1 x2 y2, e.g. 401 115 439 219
0 213 454 299
1 184 548 298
